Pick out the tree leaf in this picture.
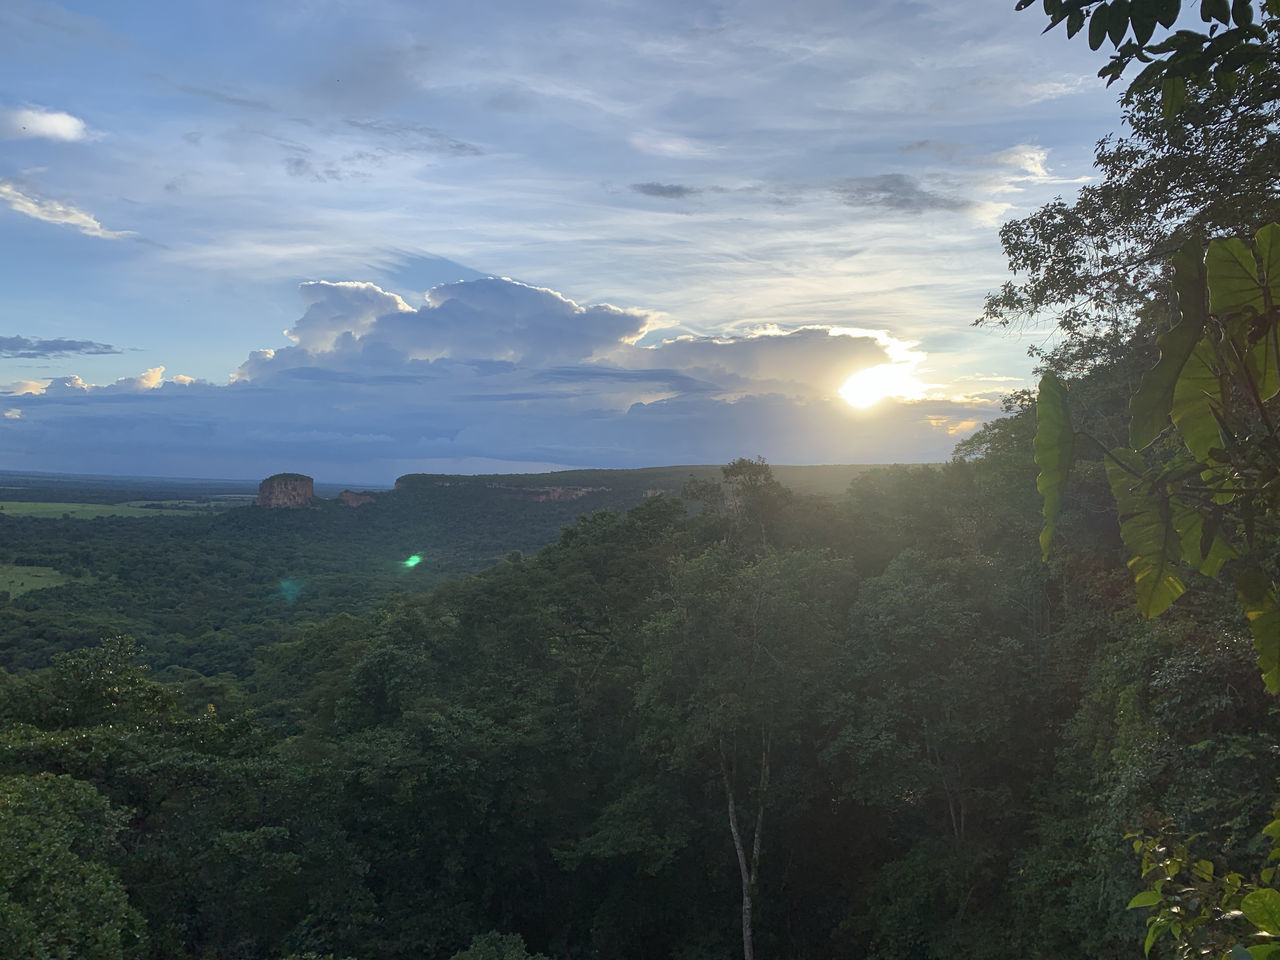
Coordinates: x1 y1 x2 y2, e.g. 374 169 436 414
1247 945 1280 960
1127 889 1162 908
1035 372 1074 561
1109 0 1132 44
1131 0 1159 42
1207 236 1264 315
1242 888 1280 936
1161 74 1187 118
1232 0 1255 25
1204 0 1232 23
1106 448 1187 617
1145 917 1168 956
1090 3 1112 48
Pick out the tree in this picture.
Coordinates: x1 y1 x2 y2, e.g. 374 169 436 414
637 546 846 960
981 47 1280 380
1026 0 1279 115
0 773 146 960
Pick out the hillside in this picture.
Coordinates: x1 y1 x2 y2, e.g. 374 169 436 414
0 463 887 673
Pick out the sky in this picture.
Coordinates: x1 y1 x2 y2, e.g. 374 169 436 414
0 0 1126 484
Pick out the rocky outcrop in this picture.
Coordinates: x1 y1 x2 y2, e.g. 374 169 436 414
339 490 375 507
256 473 315 508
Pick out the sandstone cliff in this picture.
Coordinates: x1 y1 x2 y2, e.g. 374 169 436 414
256 473 315 508
339 490 375 507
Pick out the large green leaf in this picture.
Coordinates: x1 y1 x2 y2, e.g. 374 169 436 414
1166 244 1222 461
1257 223 1280 287
1106 448 1187 617
1171 339 1223 463
1130 246 1208 448
1247 334 1280 403
1207 235 1264 315
1240 575 1280 694
1242 887 1280 936
1170 494 1235 578
1035 372 1073 561
1126 890 1161 909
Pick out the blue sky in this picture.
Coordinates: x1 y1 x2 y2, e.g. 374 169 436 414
0 0 1124 482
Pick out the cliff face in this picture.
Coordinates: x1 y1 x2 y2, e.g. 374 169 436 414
256 473 315 508
339 490 375 507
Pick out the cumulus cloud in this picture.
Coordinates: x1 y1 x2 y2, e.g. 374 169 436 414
1 106 89 141
0 180 131 239
0 336 121 359
23 366 196 397
5 277 998 479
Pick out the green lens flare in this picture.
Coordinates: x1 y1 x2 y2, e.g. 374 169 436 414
403 555 422 568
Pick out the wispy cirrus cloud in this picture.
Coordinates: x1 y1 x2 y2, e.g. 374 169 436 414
0 180 131 239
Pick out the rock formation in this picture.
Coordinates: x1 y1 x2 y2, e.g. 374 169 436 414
256 473 315 508
339 490 375 507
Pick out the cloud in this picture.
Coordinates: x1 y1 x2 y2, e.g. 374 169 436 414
176 85 273 111
628 132 711 158
5 277 998 479
632 182 700 199
1 106 89 141
345 119 482 156
0 336 122 359
836 174 971 214
0 180 131 239
28 366 194 397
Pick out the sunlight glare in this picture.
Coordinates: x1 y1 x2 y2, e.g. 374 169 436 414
839 364 925 409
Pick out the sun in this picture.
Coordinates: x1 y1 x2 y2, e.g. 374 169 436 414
839 363 926 409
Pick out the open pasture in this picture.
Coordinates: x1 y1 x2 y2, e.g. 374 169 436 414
0 501 197 518
0 564 78 597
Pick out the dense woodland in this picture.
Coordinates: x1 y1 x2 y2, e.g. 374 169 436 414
4 3 1280 959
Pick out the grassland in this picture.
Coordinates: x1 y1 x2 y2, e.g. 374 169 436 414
0 501 200 518
0 564 78 597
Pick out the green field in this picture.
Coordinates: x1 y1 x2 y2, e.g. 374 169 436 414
0 501 199 518
121 496 255 512
0 564 76 597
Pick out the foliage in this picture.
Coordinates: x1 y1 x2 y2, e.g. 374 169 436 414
1035 224 1280 671
0 773 146 960
448 932 551 960
981 51 1280 387
1026 0 1279 115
